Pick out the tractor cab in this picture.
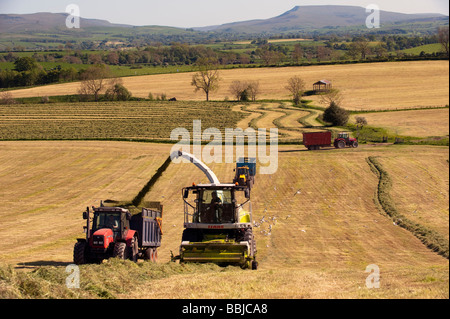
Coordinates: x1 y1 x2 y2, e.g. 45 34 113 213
90 207 131 240
338 132 350 140
81 206 133 254
235 166 250 186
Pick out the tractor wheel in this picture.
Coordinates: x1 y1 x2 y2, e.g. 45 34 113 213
73 241 88 265
352 141 359 148
337 140 346 149
113 241 128 260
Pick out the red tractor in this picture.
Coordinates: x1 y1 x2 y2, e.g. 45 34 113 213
73 203 163 264
334 132 359 149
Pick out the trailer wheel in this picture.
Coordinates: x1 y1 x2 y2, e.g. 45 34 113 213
153 249 158 262
113 242 128 260
144 248 152 261
128 237 138 262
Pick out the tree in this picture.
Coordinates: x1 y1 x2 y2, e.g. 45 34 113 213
105 78 132 101
292 44 304 64
348 39 371 60
285 76 305 106
323 101 349 126
78 65 112 101
247 81 260 102
438 26 449 57
14 57 38 72
191 59 221 101
319 88 344 106
229 80 247 101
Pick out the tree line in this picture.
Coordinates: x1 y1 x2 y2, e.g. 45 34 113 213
1 28 447 89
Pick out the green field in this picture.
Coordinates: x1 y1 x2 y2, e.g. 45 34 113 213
401 43 444 55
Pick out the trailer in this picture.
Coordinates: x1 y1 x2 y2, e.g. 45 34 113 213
233 157 257 189
73 202 163 264
302 131 332 150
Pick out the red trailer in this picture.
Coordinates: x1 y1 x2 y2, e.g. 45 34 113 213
302 132 332 150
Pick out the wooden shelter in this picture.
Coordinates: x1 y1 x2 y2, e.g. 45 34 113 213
313 80 332 93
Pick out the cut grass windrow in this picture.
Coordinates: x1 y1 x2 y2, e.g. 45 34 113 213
367 156 449 259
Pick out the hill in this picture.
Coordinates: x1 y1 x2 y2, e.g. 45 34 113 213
0 12 132 33
196 5 448 33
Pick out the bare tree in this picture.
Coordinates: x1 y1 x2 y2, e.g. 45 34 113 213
247 80 260 102
285 76 305 106
191 59 221 101
0 91 17 105
438 26 449 57
78 65 112 101
229 80 247 101
319 88 344 106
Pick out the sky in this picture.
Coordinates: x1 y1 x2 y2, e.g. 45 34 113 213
0 0 449 28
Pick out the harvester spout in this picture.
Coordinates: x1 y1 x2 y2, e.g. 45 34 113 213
171 151 221 185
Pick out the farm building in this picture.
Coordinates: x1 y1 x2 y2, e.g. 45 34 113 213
313 80 332 92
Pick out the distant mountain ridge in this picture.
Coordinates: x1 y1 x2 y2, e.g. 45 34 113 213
0 5 448 35
195 5 448 33
0 12 132 33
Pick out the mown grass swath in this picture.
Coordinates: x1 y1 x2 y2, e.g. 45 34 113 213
367 156 449 259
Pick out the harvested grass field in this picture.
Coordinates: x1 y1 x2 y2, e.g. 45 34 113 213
0 142 448 298
8 61 449 111
0 141 173 266
350 108 450 138
0 101 244 141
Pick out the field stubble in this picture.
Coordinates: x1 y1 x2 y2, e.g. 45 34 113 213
0 141 448 298
7 61 449 111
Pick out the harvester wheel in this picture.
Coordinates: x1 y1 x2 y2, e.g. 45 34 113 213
251 260 258 270
244 229 256 256
113 241 128 260
73 241 87 265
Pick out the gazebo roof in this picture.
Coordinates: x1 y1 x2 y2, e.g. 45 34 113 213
313 80 332 85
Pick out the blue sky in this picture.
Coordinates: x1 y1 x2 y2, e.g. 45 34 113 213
0 0 448 28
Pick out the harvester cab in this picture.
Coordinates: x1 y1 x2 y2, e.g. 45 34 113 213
171 151 257 270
